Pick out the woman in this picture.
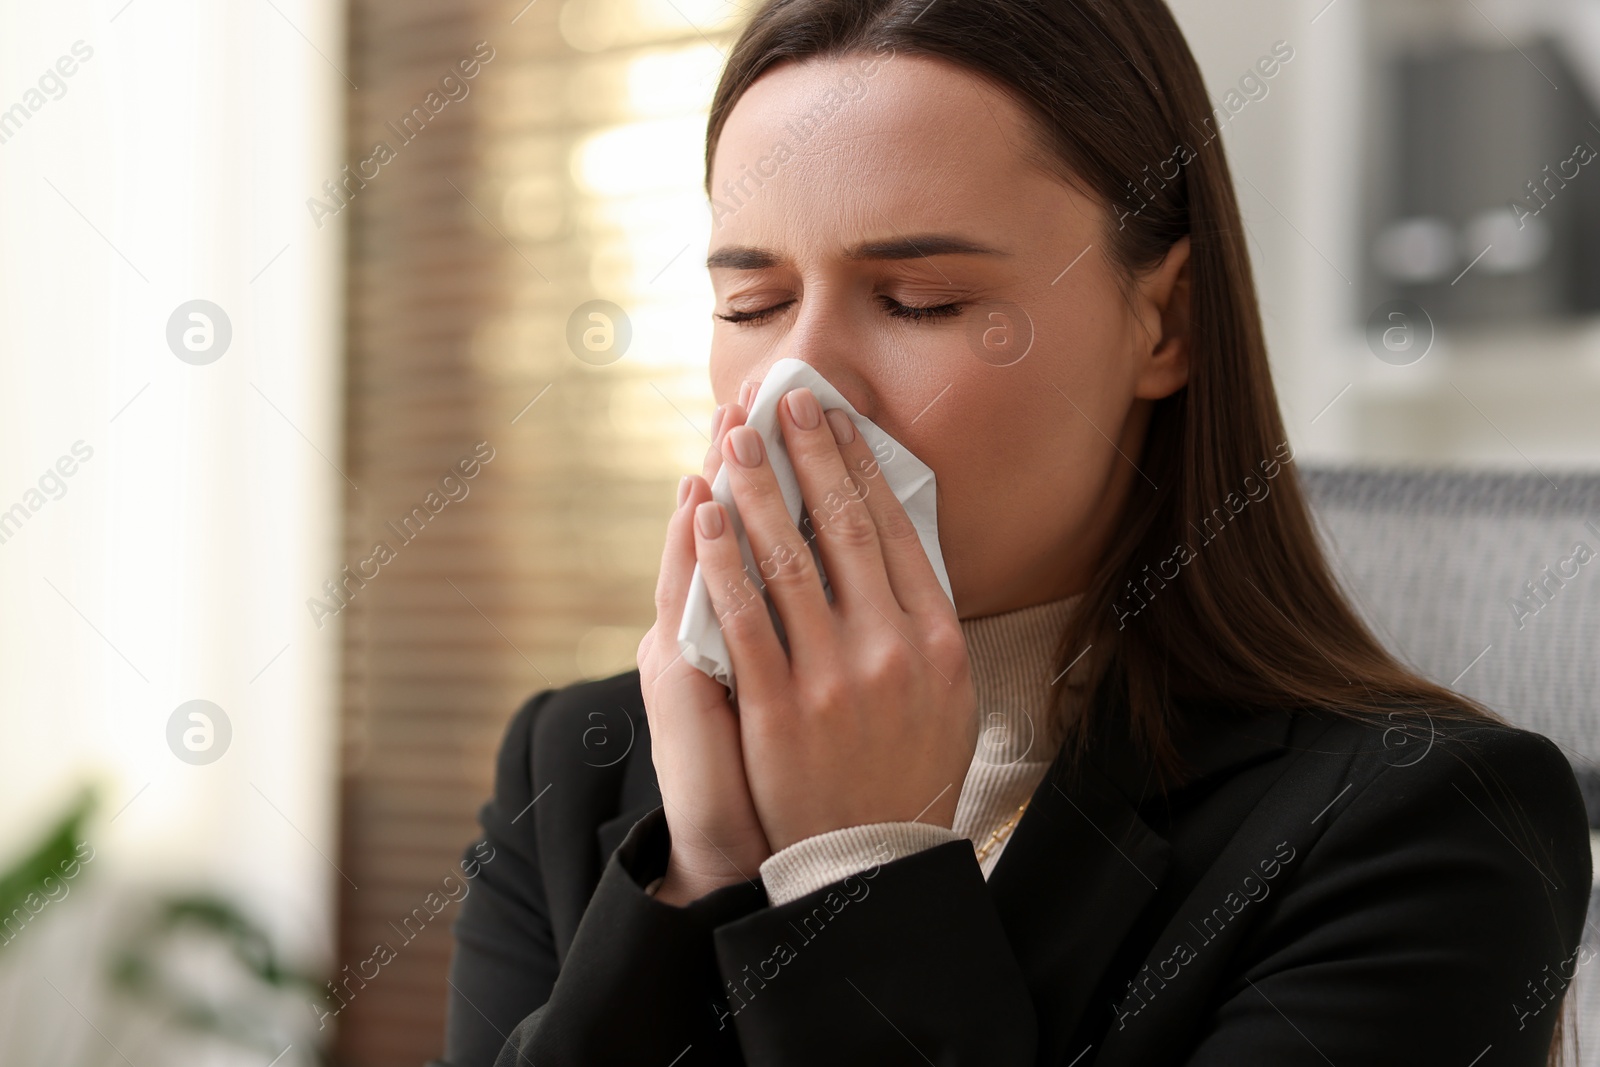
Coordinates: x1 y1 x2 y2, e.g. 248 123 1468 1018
439 1 1592 1064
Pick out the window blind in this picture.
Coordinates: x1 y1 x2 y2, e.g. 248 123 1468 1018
338 0 741 1060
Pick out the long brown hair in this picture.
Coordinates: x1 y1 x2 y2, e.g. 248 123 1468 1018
703 0 1576 1062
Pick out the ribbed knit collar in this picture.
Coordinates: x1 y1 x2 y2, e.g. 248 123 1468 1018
958 592 1089 766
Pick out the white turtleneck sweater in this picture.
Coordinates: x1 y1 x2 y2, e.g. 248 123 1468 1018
650 592 1087 906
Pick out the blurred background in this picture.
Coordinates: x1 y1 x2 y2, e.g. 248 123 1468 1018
0 0 1596 1063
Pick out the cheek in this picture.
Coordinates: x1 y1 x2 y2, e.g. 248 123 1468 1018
904 364 1117 539
1018 293 1142 459
894 379 1029 522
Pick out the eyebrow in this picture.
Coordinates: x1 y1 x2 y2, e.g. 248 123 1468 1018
706 233 1007 270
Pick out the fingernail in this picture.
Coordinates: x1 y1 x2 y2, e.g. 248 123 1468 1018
711 404 727 439
825 409 856 445
728 425 764 467
677 475 692 507
786 388 821 429
696 501 723 538
739 381 755 408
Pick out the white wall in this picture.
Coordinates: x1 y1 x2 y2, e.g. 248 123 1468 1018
1169 0 1364 458
0 0 343 1056
1169 0 1600 470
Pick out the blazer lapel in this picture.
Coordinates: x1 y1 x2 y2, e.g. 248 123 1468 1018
986 682 1172 1066
986 683 1298 1065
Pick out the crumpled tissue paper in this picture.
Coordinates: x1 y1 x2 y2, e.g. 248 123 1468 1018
677 357 954 697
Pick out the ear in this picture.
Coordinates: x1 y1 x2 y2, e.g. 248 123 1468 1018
1131 235 1192 401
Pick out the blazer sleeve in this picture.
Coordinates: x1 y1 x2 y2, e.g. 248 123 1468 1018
711 831 1040 1064
492 804 770 1066
440 690 562 1067
445 688 771 1067
489 804 1038 1065
1181 725 1593 1066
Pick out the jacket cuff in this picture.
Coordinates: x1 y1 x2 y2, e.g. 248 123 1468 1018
513 806 768 1064
759 821 965 906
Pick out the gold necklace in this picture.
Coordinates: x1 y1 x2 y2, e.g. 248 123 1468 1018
973 798 1030 865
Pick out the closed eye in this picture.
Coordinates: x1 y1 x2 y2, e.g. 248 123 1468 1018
715 296 966 327
878 295 964 321
715 300 794 326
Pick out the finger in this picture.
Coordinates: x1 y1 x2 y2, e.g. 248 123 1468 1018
719 423 835 658
825 408 951 618
776 387 897 618
647 481 736 707
701 404 727 484
649 473 712 675
692 498 790 703
702 402 749 484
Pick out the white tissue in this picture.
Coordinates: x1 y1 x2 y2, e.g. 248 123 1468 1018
676 358 954 697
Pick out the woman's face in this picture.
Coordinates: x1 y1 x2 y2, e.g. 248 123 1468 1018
706 52 1191 619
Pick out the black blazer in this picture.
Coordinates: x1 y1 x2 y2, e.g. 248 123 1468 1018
437 669 1593 1066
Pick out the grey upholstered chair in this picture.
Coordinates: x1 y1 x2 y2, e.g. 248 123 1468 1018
1301 464 1600 1062
1300 465 1600 790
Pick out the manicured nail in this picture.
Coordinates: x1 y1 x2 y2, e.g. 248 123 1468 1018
728 425 764 467
677 475 692 507
696 501 723 538
786 388 821 429
711 404 727 439
739 381 755 408
825 409 856 445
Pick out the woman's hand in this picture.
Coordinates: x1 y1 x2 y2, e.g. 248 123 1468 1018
693 386 978 854
637 394 772 906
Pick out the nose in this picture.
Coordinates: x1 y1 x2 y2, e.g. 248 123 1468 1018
745 302 872 418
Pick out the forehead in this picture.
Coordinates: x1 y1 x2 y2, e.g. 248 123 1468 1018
708 52 1077 249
